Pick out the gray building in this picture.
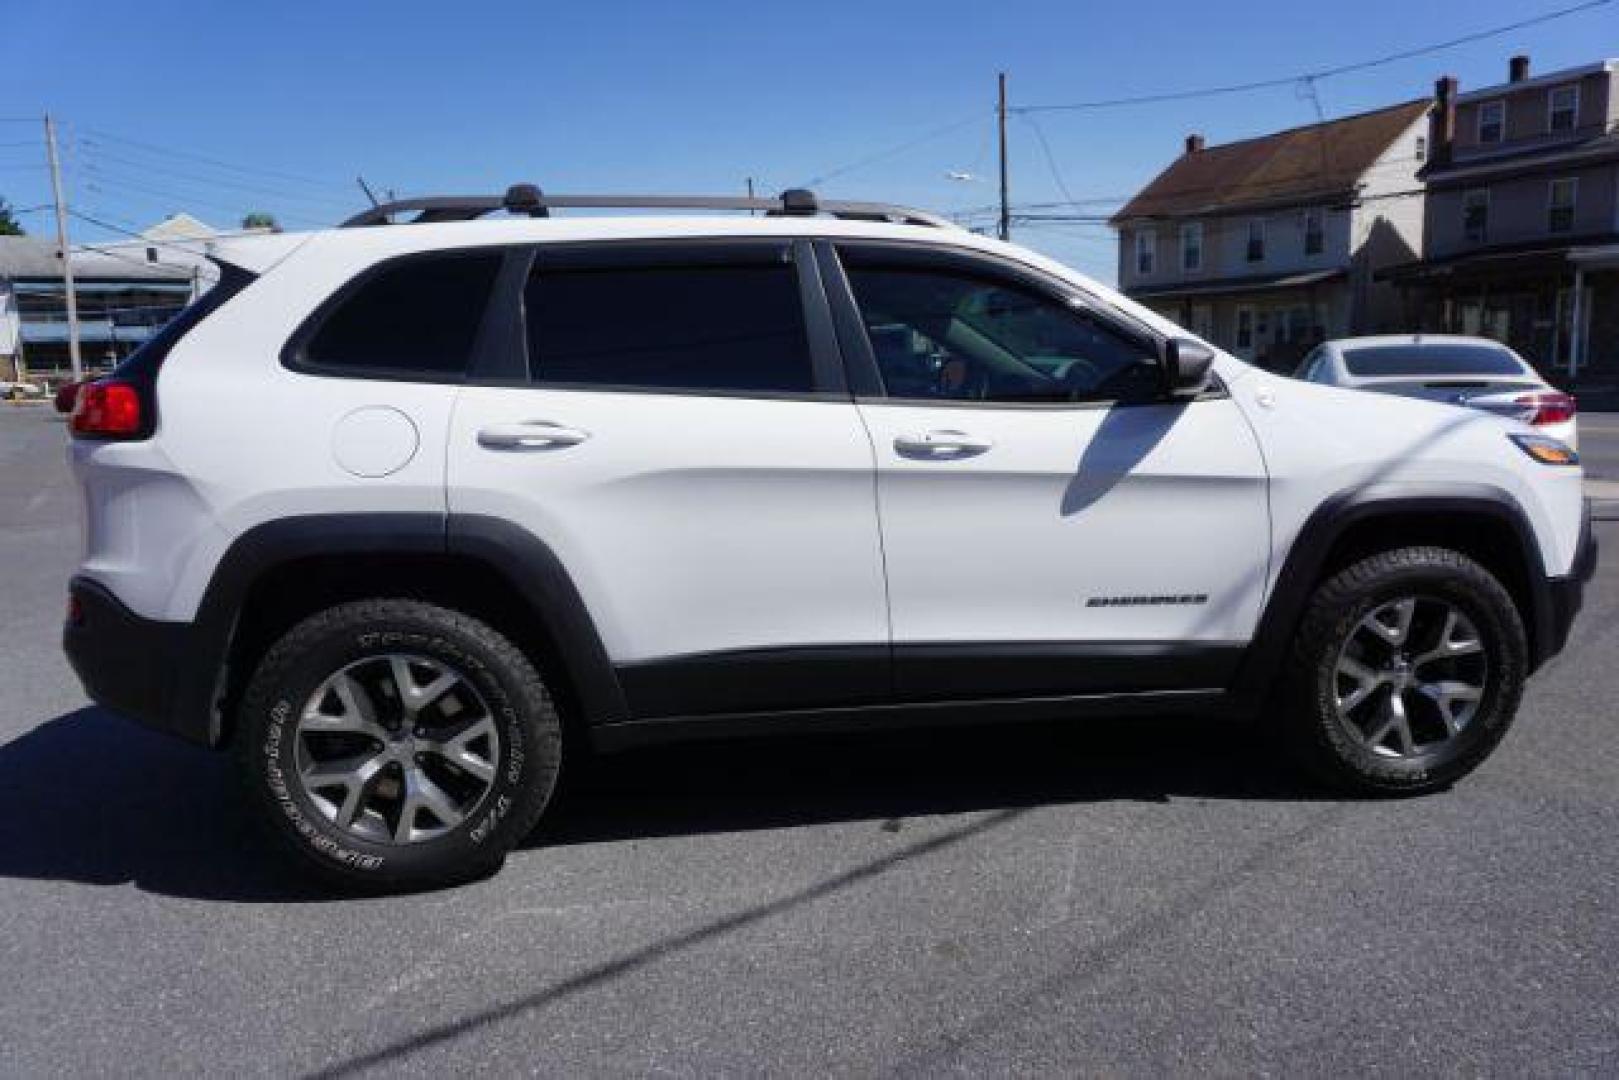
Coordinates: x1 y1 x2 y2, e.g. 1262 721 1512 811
1384 56 1619 387
1111 100 1430 372
1 233 200 384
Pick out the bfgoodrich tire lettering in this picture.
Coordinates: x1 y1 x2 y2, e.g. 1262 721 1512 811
1282 546 1527 794
236 599 561 890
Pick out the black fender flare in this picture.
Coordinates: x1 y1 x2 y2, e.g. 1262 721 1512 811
1229 482 1552 707
184 512 627 745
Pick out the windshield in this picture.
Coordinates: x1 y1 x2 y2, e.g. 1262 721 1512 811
1342 342 1524 378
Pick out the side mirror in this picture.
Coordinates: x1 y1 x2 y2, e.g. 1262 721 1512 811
1163 337 1216 397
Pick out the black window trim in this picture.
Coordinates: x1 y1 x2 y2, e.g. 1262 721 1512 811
487 236 848 403
813 237 1223 411
281 244 519 384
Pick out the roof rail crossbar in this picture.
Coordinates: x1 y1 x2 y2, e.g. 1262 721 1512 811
339 185 957 230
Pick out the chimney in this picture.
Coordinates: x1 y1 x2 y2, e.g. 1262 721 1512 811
1431 75 1458 168
1509 55 1530 82
1184 133 1205 155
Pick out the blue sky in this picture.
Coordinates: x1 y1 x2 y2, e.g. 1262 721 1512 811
1 0 1611 283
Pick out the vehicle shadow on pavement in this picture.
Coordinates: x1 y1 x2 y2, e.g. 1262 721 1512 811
532 711 1331 849
0 706 1330 902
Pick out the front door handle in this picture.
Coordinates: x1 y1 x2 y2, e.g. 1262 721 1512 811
477 421 591 451
893 429 994 458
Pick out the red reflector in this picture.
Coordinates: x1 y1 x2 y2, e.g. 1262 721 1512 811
66 594 83 626
70 381 143 438
1514 391 1576 427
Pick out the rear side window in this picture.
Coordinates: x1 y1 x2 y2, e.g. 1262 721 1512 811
524 262 813 394
300 253 502 377
1342 343 1524 377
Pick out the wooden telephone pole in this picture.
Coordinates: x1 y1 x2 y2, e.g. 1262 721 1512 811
43 114 83 382
997 72 1010 242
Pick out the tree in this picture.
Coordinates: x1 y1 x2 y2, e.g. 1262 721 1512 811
240 211 279 232
0 197 24 236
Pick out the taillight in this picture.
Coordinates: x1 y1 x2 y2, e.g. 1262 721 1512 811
69 380 144 439
1514 391 1576 427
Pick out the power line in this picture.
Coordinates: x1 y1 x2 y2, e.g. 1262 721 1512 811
77 142 354 210
801 110 990 188
79 127 347 191
79 166 329 228
1013 0 1613 113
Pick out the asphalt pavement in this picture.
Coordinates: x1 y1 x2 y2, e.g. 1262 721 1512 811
2 404 1617 1076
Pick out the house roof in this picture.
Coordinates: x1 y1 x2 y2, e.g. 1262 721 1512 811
1112 99 1430 223
0 235 193 283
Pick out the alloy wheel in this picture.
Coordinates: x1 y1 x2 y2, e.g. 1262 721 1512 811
293 654 501 844
1332 596 1489 759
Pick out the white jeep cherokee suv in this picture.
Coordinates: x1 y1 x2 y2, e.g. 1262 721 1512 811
64 186 1594 890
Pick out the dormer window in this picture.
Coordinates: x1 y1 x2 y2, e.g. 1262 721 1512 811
1478 100 1504 144
1549 85 1579 133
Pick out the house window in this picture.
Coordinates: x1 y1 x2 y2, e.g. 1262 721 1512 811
1235 306 1255 351
1245 219 1265 262
1303 208 1325 256
1135 229 1156 276
1180 222 1203 272
1548 85 1579 134
1478 101 1504 144
1549 178 1578 233
1463 189 1490 243
1415 136 1427 162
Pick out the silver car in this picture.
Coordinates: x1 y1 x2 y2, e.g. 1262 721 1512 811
1296 334 1578 450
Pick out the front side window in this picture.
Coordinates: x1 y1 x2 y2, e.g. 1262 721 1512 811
1135 229 1156 276
1549 178 1578 233
1478 100 1505 144
843 263 1162 404
1463 189 1490 243
1549 85 1578 133
524 259 813 394
1180 222 1203 271
1246 219 1265 262
1303 208 1325 256
302 253 502 376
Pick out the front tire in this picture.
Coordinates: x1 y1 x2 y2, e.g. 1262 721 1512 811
235 599 561 891
1282 546 1527 794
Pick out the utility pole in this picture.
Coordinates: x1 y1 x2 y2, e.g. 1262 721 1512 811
44 114 83 382
997 72 1011 242
746 176 756 216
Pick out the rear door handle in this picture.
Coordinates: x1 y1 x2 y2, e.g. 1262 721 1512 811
893 429 994 458
477 421 591 451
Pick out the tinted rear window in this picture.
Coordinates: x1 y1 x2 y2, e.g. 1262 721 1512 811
525 263 813 394
301 253 502 376
1342 343 1524 377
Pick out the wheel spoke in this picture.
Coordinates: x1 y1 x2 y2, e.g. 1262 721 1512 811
395 768 464 842
1364 598 1417 647
420 716 499 783
1336 657 1386 713
388 656 460 717
302 750 386 827
301 673 388 740
1413 610 1484 668
1417 680 1484 735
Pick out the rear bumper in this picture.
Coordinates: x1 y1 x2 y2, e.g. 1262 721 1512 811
63 577 215 746
1536 500 1596 667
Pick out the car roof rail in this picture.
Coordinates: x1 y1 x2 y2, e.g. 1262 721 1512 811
339 184 959 230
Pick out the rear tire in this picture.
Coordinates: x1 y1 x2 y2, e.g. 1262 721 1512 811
235 599 561 892
1281 546 1526 794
